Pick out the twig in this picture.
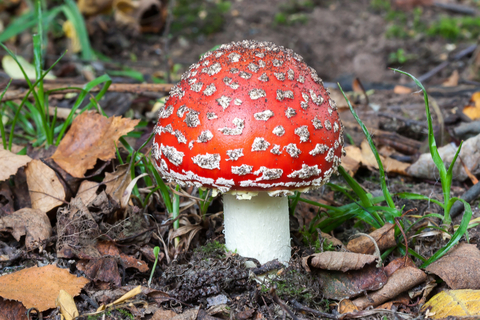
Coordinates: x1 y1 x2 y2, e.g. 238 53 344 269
433 1 477 15
450 182 480 218
415 44 477 83
1 83 174 102
289 299 338 319
270 288 299 320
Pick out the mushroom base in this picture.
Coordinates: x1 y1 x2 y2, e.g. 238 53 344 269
223 192 291 265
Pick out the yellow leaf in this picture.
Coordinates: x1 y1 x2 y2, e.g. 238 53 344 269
62 20 81 53
56 290 79 320
421 290 480 319
1 55 56 80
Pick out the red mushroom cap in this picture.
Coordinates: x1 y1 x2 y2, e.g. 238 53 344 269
153 40 344 195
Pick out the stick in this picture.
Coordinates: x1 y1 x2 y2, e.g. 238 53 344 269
450 182 480 218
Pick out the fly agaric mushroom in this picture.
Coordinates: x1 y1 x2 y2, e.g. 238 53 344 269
152 40 344 264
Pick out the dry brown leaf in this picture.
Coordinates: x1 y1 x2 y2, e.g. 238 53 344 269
77 257 122 286
25 159 65 213
77 0 113 16
97 241 148 272
426 243 480 289
0 208 52 250
443 70 459 87
55 290 79 320
303 251 378 272
51 111 139 178
393 85 412 94
421 289 480 319
464 92 480 120
338 299 359 314
104 164 131 208
384 256 416 277
76 180 99 206
0 149 32 181
0 264 89 312
114 0 166 33
152 309 178 320
316 263 388 300
347 223 396 255
340 145 362 176
0 297 28 320
352 266 427 309
360 140 410 175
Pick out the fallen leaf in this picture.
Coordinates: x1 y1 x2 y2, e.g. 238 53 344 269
77 257 122 286
352 266 426 309
393 85 412 94
62 20 81 53
340 145 362 176
1 55 56 80
443 70 459 87
0 297 28 320
360 140 409 175
56 197 100 259
463 92 480 120
0 208 52 250
316 263 388 300
97 285 143 311
347 223 396 255
426 243 480 289
407 133 480 181
0 264 89 312
77 0 113 16
25 159 66 213
51 111 139 178
56 290 79 320
97 241 149 272
421 290 480 319
303 251 378 272
77 180 99 206
114 0 166 33
0 149 32 181
384 256 416 277
152 309 178 320
104 164 132 208
0 182 15 216
338 299 359 314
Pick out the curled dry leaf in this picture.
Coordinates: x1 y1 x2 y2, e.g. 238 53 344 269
303 251 378 272
51 111 139 178
0 208 52 250
347 223 396 255
114 0 166 33
0 149 32 181
97 241 148 272
76 180 99 206
0 297 28 320
407 133 480 181
103 164 132 209
25 159 66 213
421 289 480 319
55 290 79 320
77 257 122 286
426 243 480 289
384 256 416 277
0 264 89 312
317 263 388 300
352 266 427 309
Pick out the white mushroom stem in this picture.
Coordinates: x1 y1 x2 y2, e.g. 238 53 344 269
223 192 291 265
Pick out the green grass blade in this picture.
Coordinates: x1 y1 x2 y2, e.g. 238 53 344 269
62 0 95 60
338 84 396 210
55 74 111 145
0 79 12 149
420 198 472 268
338 166 372 207
396 192 445 208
